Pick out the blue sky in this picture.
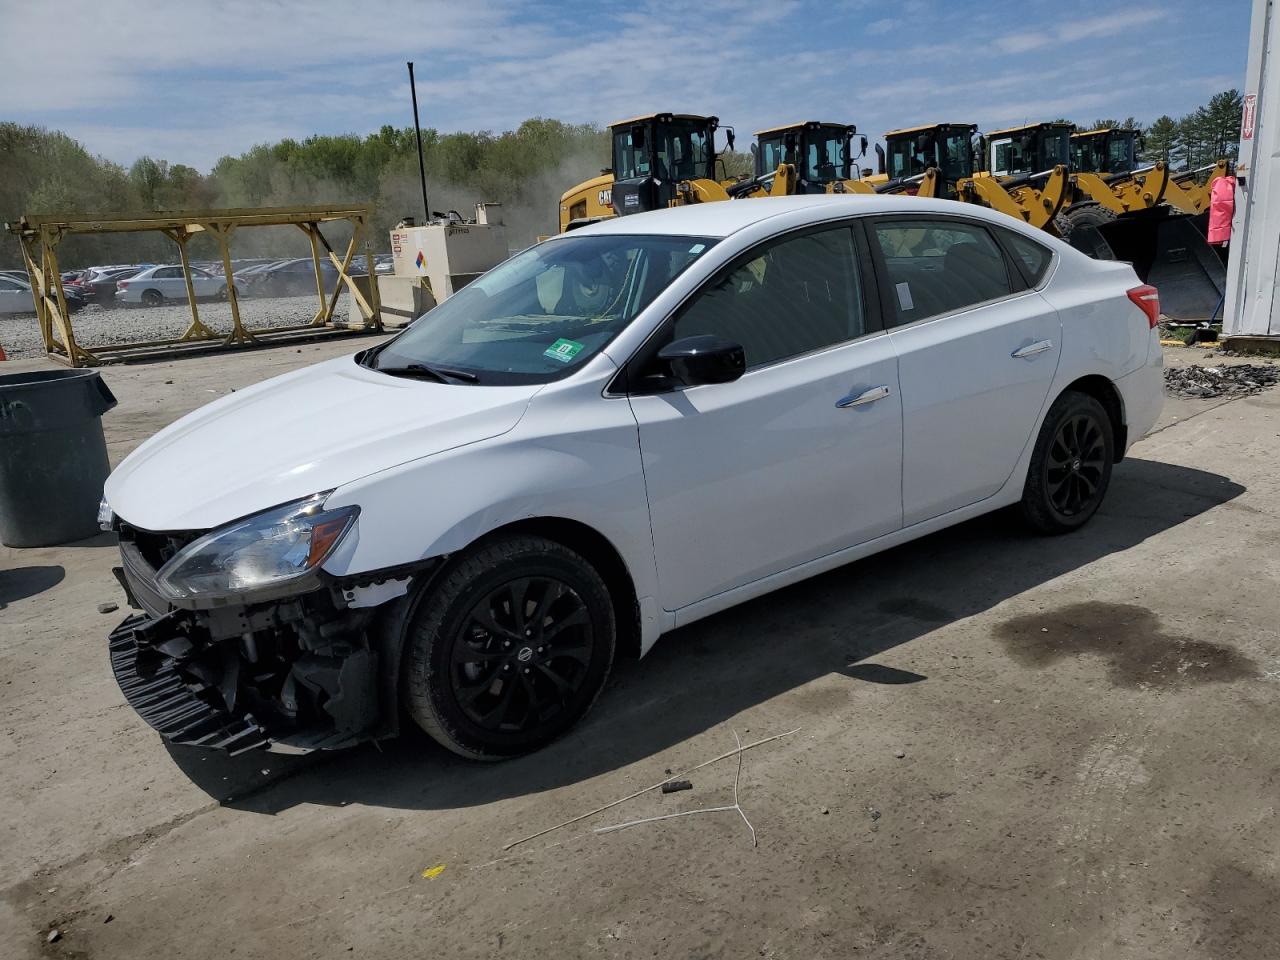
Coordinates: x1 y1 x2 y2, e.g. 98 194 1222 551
0 0 1254 172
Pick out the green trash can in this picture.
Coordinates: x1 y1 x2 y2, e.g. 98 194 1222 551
0 368 117 547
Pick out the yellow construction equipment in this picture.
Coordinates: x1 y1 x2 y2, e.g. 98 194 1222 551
728 121 868 197
558 113 739 231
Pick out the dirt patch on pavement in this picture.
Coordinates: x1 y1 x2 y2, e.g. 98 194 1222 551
994 601 1258 688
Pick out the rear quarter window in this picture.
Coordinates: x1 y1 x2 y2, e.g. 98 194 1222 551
997 227 1054 286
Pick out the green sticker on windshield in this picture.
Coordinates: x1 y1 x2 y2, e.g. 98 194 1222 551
544 338 584 363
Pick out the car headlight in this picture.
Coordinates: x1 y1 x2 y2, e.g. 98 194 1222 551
98 495 114 531
155 495 358 602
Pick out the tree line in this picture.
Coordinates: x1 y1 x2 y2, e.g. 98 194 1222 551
1061 89 1245 170
1 89 1245 269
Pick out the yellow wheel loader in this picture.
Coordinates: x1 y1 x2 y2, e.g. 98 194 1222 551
558 113 738 232
1056 126 1231 319
727 121 868 198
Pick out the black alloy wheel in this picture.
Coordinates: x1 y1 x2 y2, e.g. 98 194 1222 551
451 576 594 732
1021 390 1114 534
404 535 616 759
1045 412 1107 517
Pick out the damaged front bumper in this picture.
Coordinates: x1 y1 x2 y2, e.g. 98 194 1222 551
109 526 420 756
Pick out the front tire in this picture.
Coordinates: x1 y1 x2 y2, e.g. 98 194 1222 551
404 535 616 759
1020 390 1114 534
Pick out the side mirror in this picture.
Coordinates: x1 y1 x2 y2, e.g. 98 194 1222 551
725 127 736 152
859 136 868 159
657 335 746 386
875 143 886 176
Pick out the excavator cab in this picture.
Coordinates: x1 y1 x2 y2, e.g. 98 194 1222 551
752 122 864 193
986 122 1072 177
881 123 978 195
1070 128 1140 176
608 113 726 216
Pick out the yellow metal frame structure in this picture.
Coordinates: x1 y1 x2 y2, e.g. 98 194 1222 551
7 205 383 367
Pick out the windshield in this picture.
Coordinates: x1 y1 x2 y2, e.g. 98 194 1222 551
991 129 1068 176
654 119 713 182
887 134 931 179
613 127 648 180
940 130 973 179
756 135 789 176
803 129 849 182
370 234 717 384
1072 134 1131 174
1107 134 1135 174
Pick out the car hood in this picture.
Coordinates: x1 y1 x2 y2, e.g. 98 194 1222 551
106 355 540 531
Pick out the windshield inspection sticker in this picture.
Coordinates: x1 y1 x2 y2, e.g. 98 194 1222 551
544 338 585 363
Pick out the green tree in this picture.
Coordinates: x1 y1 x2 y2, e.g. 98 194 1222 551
1143 115 1178 163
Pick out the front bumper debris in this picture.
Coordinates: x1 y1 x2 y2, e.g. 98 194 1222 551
108 594 384 755
110 614 271 755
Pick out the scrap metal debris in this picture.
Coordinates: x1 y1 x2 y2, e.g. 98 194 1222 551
1164 363 1280 398
595 730 758 847
660 780 693 794
502 727 799 851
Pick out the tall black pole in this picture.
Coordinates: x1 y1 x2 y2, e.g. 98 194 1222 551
407 61 430 223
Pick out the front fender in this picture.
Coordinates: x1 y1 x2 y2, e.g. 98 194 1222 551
320 392 658 633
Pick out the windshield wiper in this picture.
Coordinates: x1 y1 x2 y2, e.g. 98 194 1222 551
375 362 480 384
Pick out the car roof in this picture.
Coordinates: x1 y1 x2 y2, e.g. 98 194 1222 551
568 194 1030 239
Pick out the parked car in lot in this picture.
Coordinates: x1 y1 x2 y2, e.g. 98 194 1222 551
78 266 143 303
102 195 1163 760
0 274 85 313
250 257 343 298
116 265 226 306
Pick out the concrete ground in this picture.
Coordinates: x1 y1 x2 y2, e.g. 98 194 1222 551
2 340 1278 959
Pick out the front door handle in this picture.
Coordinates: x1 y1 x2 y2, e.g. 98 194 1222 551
835 385 891 408
1012 339 1053 359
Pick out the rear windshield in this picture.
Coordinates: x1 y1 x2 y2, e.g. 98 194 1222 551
369 233 718 385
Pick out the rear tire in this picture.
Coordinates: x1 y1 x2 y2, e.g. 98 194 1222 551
140 288 163 307
1053 202 1118 261
1020 390 1114 534
404 535 616 760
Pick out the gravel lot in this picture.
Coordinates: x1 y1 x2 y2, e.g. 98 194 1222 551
0 293 346 360
3 344 1280 959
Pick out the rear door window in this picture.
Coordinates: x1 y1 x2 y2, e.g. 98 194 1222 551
869 219 1012 326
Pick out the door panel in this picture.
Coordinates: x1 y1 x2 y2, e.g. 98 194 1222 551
870 217 1061 525
631 336 902 610
890 296 1060 524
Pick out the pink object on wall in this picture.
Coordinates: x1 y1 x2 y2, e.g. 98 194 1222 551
1207 175 1236 245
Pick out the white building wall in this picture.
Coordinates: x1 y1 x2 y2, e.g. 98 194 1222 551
1226 0 1280 338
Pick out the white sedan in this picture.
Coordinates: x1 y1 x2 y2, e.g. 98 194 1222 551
115 264 226 306
102 195 1163 759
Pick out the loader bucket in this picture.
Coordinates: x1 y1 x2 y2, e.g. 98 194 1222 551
1094 209 1226 321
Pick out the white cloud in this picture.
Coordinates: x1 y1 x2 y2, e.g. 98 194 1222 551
0 0 1240 172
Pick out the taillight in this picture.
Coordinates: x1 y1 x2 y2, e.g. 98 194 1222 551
1127 284 1160 328
117 280 129 290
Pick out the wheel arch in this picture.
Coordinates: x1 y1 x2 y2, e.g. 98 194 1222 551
1060 374 1127 461
367 515 642 743
467 517 642 662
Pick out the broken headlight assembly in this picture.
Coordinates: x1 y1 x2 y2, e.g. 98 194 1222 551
154 495 358 603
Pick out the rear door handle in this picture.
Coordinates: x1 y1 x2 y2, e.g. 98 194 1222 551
1011 339 1053 359
835 385 891 408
